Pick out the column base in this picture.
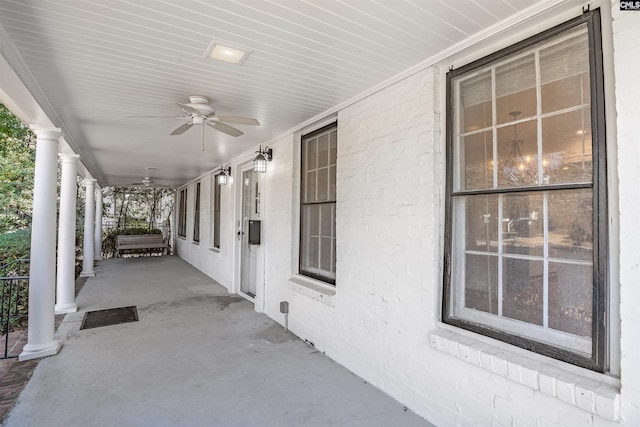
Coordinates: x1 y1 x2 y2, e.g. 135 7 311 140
94 256 103 261
19 339 62 361
55 302 78 314
80 270 95 277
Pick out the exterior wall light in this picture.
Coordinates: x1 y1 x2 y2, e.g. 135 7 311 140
217 165 231 185
253 146 273 173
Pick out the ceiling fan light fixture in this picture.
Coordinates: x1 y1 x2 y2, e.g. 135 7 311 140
205 41 252 65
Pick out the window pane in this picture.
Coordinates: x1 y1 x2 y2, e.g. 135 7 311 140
548 262 592 337
459 71 492 133
497 120 538 187
329 131 337 165
317 168 328 201
540 28 590 114
496 54 536 125
548 189 592 261
306 138 317 171
462 131 493 190
320 237 333 272
318 134 329 168
320 204 333 237
305 171 316 203
502 258 543 326
465 194 498 253
301 202 336 280
465 254 498 314
542 109 592 184
301 205 319 269
502 193 543 257
329 165 336 200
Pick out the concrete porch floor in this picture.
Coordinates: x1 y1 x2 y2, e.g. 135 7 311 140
2 256 434 427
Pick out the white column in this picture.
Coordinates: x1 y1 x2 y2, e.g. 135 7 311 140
94 187 103 260
55 154 79 314
80 178 96 277
19 127 62 361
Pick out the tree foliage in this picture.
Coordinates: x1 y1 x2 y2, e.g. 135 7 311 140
103 186 174 231
0 104 36 234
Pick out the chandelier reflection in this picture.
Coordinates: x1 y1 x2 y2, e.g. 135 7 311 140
499 111 537 186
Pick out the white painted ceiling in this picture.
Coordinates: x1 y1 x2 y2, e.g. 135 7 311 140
0 0 538 188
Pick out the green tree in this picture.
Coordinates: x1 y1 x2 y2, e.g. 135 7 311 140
0 104 36 233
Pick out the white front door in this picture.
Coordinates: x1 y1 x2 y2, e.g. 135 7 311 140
239 168 259 299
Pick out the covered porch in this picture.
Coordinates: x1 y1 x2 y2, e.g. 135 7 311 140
2 256 432 426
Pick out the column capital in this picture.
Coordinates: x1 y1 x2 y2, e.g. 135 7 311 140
29 126 61 140
58 153 80 163
83 178 96 186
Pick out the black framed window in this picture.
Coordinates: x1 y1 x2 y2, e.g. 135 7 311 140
177 188 187 238
300 124 337 285
193 182 201 243
212 174 221 249
443 10 607 371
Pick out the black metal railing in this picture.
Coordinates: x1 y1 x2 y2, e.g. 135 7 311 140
0 258 30 359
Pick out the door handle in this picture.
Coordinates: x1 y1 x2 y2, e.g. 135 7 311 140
237 230 244 241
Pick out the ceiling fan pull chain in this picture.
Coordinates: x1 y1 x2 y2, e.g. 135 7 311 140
202 124 205 151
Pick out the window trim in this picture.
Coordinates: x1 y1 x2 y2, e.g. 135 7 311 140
442 9 608 372
299 122 337 286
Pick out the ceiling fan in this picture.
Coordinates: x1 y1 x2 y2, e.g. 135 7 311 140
169 95 260 138
128 177 172 189
134 95 260 137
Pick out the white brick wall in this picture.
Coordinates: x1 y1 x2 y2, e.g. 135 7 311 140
175 2 640 425
613 0 640 424
174 171 235 290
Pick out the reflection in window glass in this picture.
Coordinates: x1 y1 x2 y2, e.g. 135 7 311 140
548 190 592 261
460 72 492 133
465 254 498 314
497 120 538 188
502 258 544 326
465 194 498 253
548 262 592 337
496 54 537 124
542 110 592 184
502 193 543 257
462 131 493 191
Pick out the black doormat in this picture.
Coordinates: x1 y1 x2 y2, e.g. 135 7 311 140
80 306 138 330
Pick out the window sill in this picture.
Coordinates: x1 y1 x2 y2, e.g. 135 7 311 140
209 247 221 255
429 328 620 422
192 241 200 246
289 275 335 307
176 236 186 241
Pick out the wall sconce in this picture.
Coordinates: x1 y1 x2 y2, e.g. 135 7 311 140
253 145 273 173
217 165 231 185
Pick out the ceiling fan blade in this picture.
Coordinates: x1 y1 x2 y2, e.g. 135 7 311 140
216 116 260 126
127 115 185 119
177 103 202 116
208 122 243 137
171 122 194 135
